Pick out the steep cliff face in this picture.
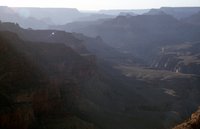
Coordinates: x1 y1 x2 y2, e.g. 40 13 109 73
152 41 200 75
0 32 42 129
173 108 200 129
0 31 98 129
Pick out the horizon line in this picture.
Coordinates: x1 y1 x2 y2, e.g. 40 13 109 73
1 5 200 11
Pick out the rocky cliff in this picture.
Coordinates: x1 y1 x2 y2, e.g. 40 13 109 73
152 41 200 75
173 108 200 129
0 31 98 129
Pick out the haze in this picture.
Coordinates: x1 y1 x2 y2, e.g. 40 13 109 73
0 0 200 10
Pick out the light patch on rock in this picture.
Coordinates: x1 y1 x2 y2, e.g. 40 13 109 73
163 88 177 97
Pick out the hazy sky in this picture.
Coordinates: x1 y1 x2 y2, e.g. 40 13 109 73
0 0 200 10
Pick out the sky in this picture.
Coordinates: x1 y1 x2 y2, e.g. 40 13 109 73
0 0 200 10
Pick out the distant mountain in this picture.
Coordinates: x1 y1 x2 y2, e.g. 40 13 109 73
2 6 199 29
160 7 200 19
55 13 200 63
76 13 115 22
12 7 85 25
182 11 200 25
99 9 150 15
98 7 200 18
119 12 136 16
0 6 119 29
144 9 167 15
0 6 49 29
49 18 107 33
1 6 200 28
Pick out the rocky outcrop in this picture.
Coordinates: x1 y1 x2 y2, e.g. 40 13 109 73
173 108 200 129
152 42 200 75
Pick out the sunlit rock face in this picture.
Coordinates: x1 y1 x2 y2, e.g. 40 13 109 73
151 41 200 75
173 108 200 129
